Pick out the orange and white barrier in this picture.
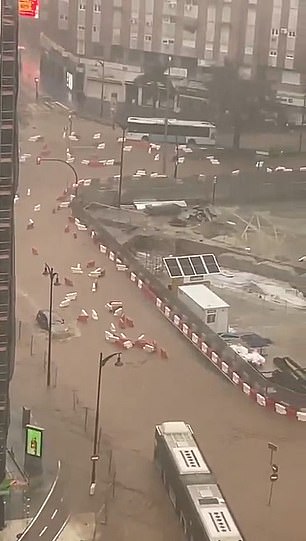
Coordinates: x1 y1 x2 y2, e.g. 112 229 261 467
71 264 83 274
59 299 71 308
65 292 77 301
91 309 99 321
77 309 89 323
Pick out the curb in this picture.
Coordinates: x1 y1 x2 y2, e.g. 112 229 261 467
91 229 306 421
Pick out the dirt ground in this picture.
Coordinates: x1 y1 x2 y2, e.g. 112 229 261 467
14 106 306 541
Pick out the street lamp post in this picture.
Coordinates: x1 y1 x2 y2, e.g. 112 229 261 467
90 351 123 495
36 156 79 197
298 93 306 153
174 137 179 180
162 56 172 175
97 61 105 118
68 114 73 136
118 126 126 208
34 77 39 102
42 264 60 388
211 176 217 206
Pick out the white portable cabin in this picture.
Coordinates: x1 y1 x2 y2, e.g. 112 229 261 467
178 284 229 334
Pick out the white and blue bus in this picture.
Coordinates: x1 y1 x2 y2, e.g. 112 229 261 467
126 117 216 146
154 421 244 541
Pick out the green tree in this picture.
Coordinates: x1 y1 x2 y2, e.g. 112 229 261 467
209 61 276 149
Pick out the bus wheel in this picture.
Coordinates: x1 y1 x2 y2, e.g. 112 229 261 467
188 139 195 146
142 135 149 142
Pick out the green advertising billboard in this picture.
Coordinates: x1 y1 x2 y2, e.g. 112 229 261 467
25 425 44 458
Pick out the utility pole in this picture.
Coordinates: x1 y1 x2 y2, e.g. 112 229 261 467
162 56 172 175
118 126 126 208
97 61 105 118
298 92 306 153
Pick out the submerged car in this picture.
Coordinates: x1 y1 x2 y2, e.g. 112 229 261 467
36 310 69 335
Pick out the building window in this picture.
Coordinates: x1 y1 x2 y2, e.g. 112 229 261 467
144 34 152 41
269 50 277 56
94 3 101 12
288 31 296 37
79 3 85 10
207 310 216 324
271 28 279 35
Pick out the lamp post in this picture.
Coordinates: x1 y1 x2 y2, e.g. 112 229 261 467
36 156 79 197
298 93 306 153
118 125 126 208
162 56 172 175
211 176 217 206
34 77 39 101
174 137 179 180
42 264 60 388
90 351 123 496
68 114 73 136
96 60 105 118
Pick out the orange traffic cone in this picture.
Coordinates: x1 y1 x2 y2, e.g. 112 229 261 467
73 232 77 239
87 260 95 269
32 247 38 256
64 277 74 287
64 225 70 233
68 216 75 223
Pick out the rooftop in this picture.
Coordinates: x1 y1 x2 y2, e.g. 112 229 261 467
158 421 211 476
179 284 229 310
187 484 243 541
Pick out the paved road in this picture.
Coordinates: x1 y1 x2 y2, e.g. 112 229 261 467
20 462 69 541
15 105 306 541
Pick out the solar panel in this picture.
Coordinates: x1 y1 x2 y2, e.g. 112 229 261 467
202 254 220 274
190 255 207 275
179 257 195 276
163 254 220 279
164 258 182 277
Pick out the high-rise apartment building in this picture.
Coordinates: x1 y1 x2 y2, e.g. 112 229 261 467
39 0 306 118
0 0 18 527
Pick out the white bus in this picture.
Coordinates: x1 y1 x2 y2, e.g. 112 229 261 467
126 117 216 146
154 421 244 541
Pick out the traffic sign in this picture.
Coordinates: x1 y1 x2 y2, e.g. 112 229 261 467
91 455 100 461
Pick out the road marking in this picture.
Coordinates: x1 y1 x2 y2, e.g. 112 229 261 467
51 509 58 520
39 526 48 536
17 460 61 539
52 515 70 541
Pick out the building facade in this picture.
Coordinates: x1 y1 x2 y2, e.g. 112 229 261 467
0 0 18 527
39 0 306 120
